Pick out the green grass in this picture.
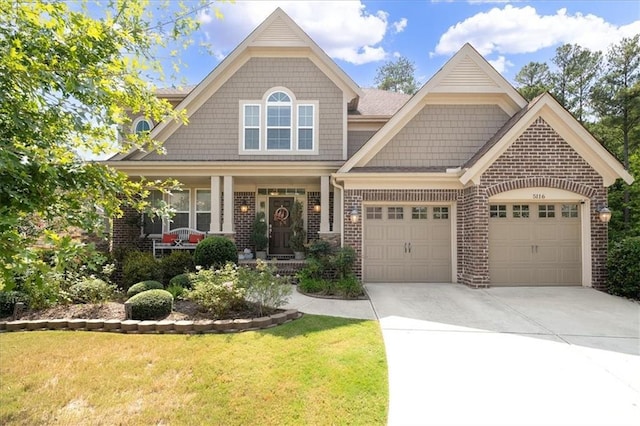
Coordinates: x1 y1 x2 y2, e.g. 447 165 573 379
0 315 387 425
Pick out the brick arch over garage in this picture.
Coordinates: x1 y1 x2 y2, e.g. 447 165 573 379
486 178 597 199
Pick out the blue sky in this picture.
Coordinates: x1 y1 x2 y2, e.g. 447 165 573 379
167 0 639 89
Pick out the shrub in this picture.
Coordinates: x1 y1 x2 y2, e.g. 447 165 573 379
0 291 30 316
193 237 238 269
307 239 335 261
126 289 173 320
186 264 246 318
239 260 292 316
333 246 357 279
166 283 185 300
250 212 268 252
297 277 326 294
169 273 192 289
335 275 365 298
127 280 164 298
607 237 640 300
68 278 116 304
122 251 161 289
160 251 195 283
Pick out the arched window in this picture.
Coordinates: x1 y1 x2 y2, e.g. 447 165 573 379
266 91 292 150
133 118 152 134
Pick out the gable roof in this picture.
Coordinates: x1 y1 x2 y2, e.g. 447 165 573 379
338 43 527 173
115 8 362 161
460 92 633 186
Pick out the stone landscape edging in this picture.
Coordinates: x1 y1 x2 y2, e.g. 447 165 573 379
0 309 301 334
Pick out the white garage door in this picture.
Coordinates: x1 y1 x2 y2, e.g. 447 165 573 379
489 203 581 286
363 205 451 283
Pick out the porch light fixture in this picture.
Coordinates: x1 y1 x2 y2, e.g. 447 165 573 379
313 203 321 213
240 200 249 213
350 208 359 224
598 206 612 223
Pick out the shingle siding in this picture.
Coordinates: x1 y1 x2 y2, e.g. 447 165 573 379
366 105 509 168
347 130 375 158
144 57 344 161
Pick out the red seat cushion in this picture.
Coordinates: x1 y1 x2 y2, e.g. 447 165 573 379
188 234 204 244
162 233 178 244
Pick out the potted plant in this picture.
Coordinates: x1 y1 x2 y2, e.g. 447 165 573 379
289 200 307 260
250 211 269 259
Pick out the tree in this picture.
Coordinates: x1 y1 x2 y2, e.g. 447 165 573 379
374 56 419 94
591 35 640 234
514 61 551 101
551 44 602 122
0 0 215 290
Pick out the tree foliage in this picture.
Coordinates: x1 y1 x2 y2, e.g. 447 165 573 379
514 61 551 101
374 56 419 95
0 0 213 289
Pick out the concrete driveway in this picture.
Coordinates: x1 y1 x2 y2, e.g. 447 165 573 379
365 283 640 426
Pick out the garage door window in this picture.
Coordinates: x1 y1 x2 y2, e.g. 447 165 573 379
412 207 428 219
561 204 578 218
512 204 530 218
388 207 404 220
490 205 507 218
366 207 382 220
433 207 449 219
538 205 555 218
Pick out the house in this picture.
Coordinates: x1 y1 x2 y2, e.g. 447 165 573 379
107 8 633 289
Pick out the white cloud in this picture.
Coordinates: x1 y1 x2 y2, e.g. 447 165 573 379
393 18 408 33
197 1 393 65
434 5 640 56
487 55 514 73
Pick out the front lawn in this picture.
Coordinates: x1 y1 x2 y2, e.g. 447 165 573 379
0 315 387 425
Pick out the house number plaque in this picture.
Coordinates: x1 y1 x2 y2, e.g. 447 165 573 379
532 193 546 199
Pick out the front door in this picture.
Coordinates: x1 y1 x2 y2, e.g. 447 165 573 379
269 197 294 255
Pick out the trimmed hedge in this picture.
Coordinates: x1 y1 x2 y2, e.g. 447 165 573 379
194 236 238 269
607 237 640 300
169 273 192 289
69 279 116 304
126 280 164 298
126 289 173 320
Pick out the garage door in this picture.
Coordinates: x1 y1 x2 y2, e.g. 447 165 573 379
363 205 451 282
489 203 581 286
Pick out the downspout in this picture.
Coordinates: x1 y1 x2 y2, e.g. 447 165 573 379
331 175 345 247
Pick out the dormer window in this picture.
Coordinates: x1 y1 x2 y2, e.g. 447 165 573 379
240 88 318 155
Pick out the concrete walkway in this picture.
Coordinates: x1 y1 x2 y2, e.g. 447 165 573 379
286 284 640 426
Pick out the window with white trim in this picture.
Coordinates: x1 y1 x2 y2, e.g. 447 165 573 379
132 117 152 134
169 190 190 229
243 105 260 150
196 189 211 232
240 88 317 155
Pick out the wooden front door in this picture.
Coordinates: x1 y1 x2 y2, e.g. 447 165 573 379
269 197 294 255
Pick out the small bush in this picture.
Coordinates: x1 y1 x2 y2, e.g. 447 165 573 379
169 273 192 289
239 260 292 316
127 280 164 298
68 279 116 304
333 246 357 279
160 251 195 283
335 275 365 298
0 291 30 316
122 251 161 289
607 237 640 300
166 283 185 300
186 264 246 318
126 289 173 320
193 237 238 269
297 277 326 294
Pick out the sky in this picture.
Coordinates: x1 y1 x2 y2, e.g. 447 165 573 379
168 0 640 89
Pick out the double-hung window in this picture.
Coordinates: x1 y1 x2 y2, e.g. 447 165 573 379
240 88 317 155
143 190 163 235
169 190 190 229
196 189 211 232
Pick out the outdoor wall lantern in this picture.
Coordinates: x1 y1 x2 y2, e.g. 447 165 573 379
240 200 249 213
598 206 612 223
313 203 321 213
350 208 360 224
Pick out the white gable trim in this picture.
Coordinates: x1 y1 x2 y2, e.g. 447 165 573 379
460 93 634 186
339 43 526 173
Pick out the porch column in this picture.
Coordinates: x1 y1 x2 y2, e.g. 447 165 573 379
320 175 330 233
210 176 221 234
222 175 234 234
332 184 342 233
